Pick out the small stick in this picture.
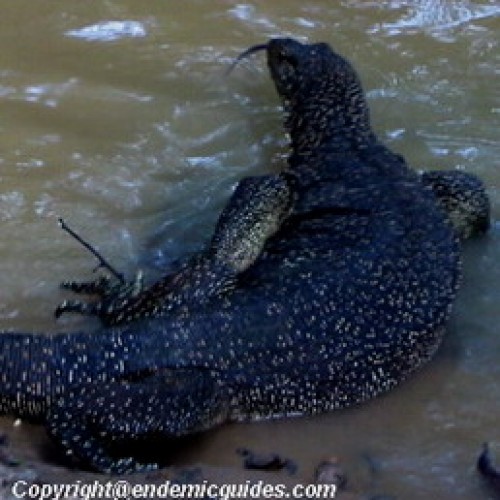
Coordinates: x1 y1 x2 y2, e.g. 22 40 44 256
58 218 125 284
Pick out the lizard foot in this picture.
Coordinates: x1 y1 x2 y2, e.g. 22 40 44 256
55 271 145 325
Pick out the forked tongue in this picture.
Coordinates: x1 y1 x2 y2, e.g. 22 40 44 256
226 43 268 75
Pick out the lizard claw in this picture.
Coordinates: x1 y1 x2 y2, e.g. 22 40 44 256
59 275 112 296
54 300 99 319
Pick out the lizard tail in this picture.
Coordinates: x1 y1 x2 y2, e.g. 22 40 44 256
0 332 57 420
0 327 131 421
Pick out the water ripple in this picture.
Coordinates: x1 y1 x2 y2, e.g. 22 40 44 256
65 20 147 42
227 4 277 30
0 191 25 221
368 0 500 40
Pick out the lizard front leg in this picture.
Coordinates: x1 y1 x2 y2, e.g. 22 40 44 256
94 172 297 321
55 172 295 326
54 271 145 324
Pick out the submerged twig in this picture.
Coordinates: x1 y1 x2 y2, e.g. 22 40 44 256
58 218 125 284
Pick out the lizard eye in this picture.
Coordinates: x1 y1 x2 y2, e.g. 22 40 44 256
277 50 298 71
275 51 298 85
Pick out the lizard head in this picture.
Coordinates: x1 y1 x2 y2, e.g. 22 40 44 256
230 38 375 152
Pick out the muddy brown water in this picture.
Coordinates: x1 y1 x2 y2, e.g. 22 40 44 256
0 1 499 498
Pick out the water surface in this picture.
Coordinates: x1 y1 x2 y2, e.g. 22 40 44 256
0 1 498 498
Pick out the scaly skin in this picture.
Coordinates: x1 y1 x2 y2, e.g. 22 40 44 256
0 38 489 473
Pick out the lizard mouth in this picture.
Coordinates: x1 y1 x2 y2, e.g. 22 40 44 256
227 40 301 77
228 39 303 99
227 39 304 142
